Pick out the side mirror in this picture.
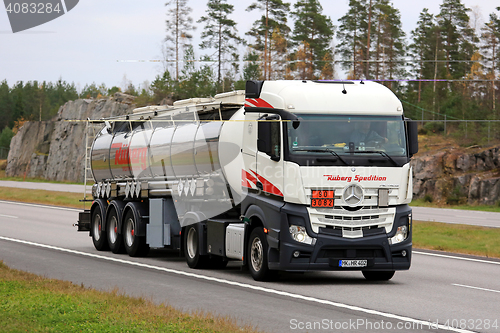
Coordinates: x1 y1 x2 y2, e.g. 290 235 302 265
407 120 419 157
257 116 281 161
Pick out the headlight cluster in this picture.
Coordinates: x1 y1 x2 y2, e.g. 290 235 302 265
389 225 408 245
289 225 313 245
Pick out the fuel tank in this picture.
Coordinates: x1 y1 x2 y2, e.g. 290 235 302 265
90 107 245 200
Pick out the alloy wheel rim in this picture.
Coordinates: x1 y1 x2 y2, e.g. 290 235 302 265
250 237 263 272
93 214 102 241
125 218 135 247
186 227 197 259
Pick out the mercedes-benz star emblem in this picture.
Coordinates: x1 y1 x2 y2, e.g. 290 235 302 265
342 184 363 206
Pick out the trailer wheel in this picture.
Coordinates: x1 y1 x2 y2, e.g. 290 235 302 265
184 225 209 269
107 208 125 254
91 208 108 251
247 227 276 281
123 210 149 257
362 270 395 281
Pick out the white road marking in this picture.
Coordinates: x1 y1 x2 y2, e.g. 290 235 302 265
413 251 500 265
0 235 474 333
452 284 500 294
0 214 18 219
0 200 81 212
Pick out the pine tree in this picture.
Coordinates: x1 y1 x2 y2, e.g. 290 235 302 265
246 0 291 80
480 9 500 114
436 0 478 79
0 81 13 131
164 0 196 80
291 0 334 78
409 8 437 102
198 0 243 90
337 0 369 79
270 27 290 79
295 41 314 79
370 0 406 84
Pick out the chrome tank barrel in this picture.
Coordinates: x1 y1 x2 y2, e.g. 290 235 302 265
91 120 224 182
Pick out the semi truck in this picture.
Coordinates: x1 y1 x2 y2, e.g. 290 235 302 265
77 80 419 281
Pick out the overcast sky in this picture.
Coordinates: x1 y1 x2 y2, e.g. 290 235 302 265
1 0 498 91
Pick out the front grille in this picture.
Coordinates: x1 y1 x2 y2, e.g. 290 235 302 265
309 206 396 237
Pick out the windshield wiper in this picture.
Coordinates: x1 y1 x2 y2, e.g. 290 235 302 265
292 147 349 165
349 150 399 166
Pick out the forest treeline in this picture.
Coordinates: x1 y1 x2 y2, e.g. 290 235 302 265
1 0 499 149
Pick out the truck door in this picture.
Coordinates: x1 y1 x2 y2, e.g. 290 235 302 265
255 115 284 198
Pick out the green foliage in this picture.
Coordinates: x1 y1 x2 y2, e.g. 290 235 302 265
291 0 334 78
446 185 467 205
0 127 14 149
80 82 107 99
0 79 78 130
198 0 244 88
246 0 291 80
107 86 121 96
243 51 261 81
337 0 406 81
437 0 478 79
423 194 434 203
337 0 369 78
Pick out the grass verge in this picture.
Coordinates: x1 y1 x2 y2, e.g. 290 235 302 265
0 261 258 333
413 220 500 258
0 187 87 209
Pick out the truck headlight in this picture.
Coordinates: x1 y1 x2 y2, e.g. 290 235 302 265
289 225 313 245
389 225 408 245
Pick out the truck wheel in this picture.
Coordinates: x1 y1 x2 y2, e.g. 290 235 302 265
362 270 395 281
107 208 125 254
184 225 209 269
247 227 276 281
123 210 149 257
91 208 108 251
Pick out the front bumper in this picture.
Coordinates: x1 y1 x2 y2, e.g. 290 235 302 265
267 204 412 272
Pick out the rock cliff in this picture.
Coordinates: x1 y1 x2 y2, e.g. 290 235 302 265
6 93 135 182
411 146 500 205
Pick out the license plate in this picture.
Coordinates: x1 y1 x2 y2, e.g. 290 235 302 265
311 190 334 207
339 260 368 268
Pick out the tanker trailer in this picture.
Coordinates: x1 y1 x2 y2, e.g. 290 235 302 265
77 80 419 281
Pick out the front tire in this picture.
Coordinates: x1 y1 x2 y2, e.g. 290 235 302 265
362 270 395 281
107 207 125 254
247 227 276 281
91 207 108 251
184 225 209 269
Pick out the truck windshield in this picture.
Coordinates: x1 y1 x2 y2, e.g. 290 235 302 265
286 115 408 167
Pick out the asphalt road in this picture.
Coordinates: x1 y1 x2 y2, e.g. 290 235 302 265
1 200 499 333
411 206 500 228
0 180 90 193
